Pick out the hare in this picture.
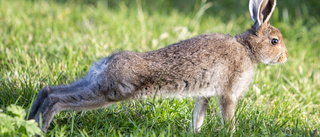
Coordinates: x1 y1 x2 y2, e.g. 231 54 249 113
26 0 288 133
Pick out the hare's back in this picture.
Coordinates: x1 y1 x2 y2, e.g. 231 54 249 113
138 34 252 97
102 33 253 99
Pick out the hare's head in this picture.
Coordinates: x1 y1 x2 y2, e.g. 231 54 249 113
243 0 288 64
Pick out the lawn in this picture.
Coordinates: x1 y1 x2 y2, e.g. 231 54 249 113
0 0 319 136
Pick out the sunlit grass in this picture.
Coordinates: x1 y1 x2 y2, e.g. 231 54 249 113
0 0 319 136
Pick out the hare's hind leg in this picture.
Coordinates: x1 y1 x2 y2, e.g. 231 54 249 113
26 86 51 120
191 97 211 133
26 77 93 120
29 78 114 132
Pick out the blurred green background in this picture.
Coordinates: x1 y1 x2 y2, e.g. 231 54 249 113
43 0 320 21
0 0 319 136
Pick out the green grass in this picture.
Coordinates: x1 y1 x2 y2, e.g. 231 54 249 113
1 0 319 136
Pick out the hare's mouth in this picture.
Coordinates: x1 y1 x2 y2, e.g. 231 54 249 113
276 53 283 61
276 53 287 64
269 53 283 65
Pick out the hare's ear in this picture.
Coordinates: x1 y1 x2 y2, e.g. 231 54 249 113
249 0 276 30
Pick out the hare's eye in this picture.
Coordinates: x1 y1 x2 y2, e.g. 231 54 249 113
271 38 279 45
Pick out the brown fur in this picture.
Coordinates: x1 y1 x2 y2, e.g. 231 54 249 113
26 0 288 133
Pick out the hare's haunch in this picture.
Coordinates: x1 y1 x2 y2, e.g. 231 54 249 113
26 0 288 133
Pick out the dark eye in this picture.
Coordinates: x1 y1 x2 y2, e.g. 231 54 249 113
271 38 279 45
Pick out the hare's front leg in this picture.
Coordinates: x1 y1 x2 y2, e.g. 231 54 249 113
191 97 211 133
219 94 236 132
218 70 254 132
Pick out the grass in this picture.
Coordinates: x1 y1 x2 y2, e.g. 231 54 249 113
0 0 319 136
